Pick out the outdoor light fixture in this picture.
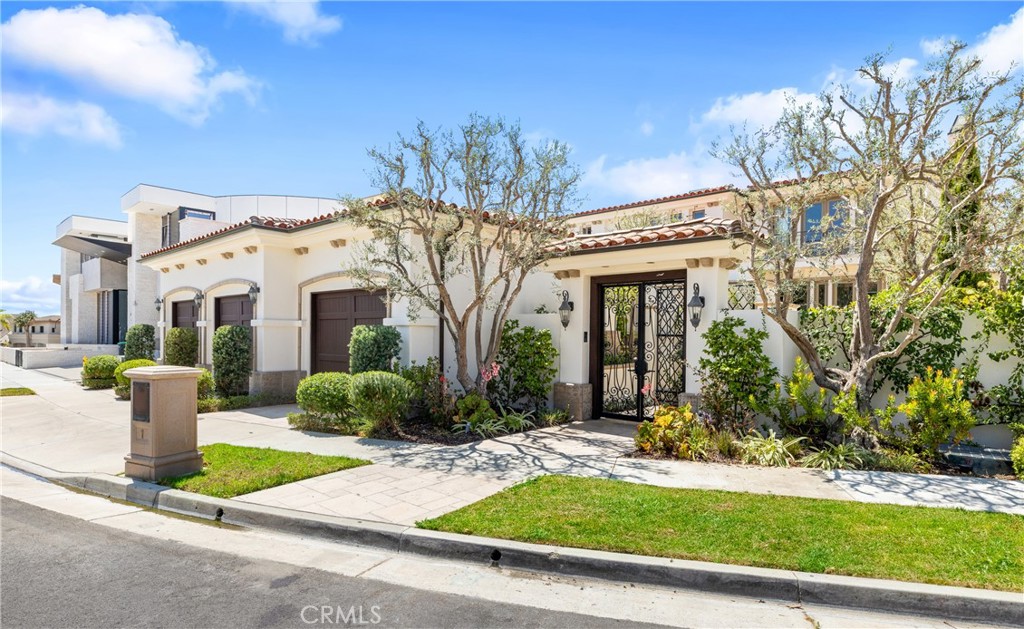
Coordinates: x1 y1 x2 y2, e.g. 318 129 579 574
248 283 261 305
558 290 574 329
154 297 163 312
193 291 204 310
687 283 705 330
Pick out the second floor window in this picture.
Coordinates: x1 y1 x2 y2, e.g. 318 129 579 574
803 199 845 246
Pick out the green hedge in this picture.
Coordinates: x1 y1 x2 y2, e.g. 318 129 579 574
349 325 401 374
296 372 353 422
350 370 413 434
124 324 156 361
113 359 158 399
164 327 199 367
81 354 121 389
212 325 251 397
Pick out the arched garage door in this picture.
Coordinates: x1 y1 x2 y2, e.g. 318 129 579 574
312 289 387 374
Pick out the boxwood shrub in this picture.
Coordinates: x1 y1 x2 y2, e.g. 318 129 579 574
113 358 158 399
349 370 413 435
164 327 199 367
124 324 156 361
212 325 251 397
296 372 353 422
349 325 401 374
81 354 121 389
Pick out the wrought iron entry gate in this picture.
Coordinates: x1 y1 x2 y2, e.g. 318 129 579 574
598 279 688 420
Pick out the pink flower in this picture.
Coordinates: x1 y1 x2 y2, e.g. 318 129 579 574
641 383 652 396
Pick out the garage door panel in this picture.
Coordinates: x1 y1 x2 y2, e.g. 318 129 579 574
312 289 385 374
172 301 197 328
216 295 253 327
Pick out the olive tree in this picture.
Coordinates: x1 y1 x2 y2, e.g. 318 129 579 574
343 115 580 394
714 43 1024 407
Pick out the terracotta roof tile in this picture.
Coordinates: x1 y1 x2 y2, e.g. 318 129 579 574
139 211 344 259
551 216 738 253
569 185 736 218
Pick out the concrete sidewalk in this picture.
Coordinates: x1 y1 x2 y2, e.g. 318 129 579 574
2 363 1022 525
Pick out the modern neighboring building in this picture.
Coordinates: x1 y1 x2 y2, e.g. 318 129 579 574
5 315 61 347
54 215 130 345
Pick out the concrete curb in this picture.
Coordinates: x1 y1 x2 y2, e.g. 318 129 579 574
3 453 1022 625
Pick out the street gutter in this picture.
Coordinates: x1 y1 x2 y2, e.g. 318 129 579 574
3 452 1021 625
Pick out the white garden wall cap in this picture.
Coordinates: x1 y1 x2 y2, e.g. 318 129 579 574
138 211 347 259
123 365 203 379
551 217 740 253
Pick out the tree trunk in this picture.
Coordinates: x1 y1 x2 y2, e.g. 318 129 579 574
843 356 876 413
453 326 476 394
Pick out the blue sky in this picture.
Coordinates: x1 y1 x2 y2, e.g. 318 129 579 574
2 1 1022 313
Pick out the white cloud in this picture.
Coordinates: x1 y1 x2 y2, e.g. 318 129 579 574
639 121 654 137
233 1 341 45
583 151 737 200
700 87 817 130
2 93 122 148
0 277 61 315
1 6 260 125
971 6 1024 75
920 36 950 57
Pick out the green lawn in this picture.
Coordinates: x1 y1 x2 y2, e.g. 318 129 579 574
159 443 370 498
0 387 35 396
419 475 1024 591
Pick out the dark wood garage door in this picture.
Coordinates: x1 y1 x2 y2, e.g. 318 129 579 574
172 301 197 328
215 295 253 328
312 289 387 373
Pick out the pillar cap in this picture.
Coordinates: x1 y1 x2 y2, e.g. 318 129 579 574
123 366 203 380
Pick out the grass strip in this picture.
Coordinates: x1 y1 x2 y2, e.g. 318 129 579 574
419 475 1024 591
160 443 370 498
0 387 36 396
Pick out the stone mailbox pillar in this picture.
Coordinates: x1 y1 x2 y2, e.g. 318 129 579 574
123 366 204 481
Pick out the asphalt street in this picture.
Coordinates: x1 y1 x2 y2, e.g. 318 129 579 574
0 497 666 629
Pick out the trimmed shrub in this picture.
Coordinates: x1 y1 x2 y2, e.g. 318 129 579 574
114 359 158 388
164 327 199 367
112 359 157 399
124 324 156 361
296 372 354 423
197 368 215 400
212 325 252 397
349 325 401 374
81 354 121 389
349 370 413 434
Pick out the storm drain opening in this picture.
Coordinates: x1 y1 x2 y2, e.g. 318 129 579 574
489 549 502 567
214 508 224 521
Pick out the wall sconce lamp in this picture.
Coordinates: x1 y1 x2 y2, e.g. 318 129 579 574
248 283 261 305
687 283 705 330
558 290 574 329
193 291 204 310
154 297 163 312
